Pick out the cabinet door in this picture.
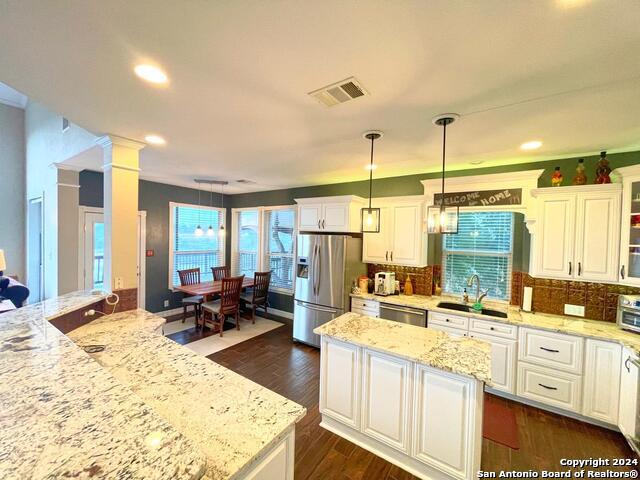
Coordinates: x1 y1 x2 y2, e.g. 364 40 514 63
413 365 478 479
618 348 639 438
469 332 516 394
574 192 621 282
298 204 323 231
390 204 423 265
319 338 361 429
582 339 621 424
362 349 412 453
620 179 640 286
534 195 576 279
362 207 391 263
323 203 350 232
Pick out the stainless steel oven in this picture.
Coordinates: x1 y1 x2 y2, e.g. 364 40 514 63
617 295 640 333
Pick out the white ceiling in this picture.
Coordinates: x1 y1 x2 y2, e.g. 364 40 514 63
1 0 639 193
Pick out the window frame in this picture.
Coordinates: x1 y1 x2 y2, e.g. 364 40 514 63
168 201 226 290
441 209 515 303
230 205 297 295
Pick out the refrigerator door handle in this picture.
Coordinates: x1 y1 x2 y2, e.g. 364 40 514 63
312 244 320 296
296 300 338 314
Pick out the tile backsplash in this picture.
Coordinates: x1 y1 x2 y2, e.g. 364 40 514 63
367 264 434 296
511 271 640 323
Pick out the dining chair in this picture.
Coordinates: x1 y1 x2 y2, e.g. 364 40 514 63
211 266 230 281
240 271 271 323
177 268 204 324
200 275 245 337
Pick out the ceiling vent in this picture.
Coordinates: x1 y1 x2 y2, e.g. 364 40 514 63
308 77 368 107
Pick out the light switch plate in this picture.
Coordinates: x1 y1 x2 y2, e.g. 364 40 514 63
163 300 170 308
564 304 585 317
114 277 124 289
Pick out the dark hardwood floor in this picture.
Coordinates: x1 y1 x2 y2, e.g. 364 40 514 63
207 324 637 479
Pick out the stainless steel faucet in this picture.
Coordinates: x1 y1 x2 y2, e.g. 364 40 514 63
467 274 488 305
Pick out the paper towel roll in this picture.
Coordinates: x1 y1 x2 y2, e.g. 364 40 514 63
522 286 533 312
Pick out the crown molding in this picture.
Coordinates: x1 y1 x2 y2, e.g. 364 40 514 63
96 134 146 150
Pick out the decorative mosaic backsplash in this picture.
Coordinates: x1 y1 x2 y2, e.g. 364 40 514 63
366 264 434 296
511 271 640 323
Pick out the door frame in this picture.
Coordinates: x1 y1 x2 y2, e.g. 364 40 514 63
27 195 45 302
77 206 147 309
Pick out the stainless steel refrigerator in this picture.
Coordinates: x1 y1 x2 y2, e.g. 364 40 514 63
293 233 366 347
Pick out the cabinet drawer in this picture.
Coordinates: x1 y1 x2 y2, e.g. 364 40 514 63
469 318 517 339
351 298 380 311
518 328 584 374
351 306 380 318
517 362 582 412
429 311 469 331
429 323 468 339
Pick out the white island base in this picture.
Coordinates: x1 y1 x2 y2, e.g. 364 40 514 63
317 330 486 480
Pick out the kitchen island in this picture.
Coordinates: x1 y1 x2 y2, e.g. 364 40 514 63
314 313 491 480
0 291 305 480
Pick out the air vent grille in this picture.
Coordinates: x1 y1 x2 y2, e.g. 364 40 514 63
308 77 368 107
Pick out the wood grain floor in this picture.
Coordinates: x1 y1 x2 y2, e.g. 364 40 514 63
207 324 637 479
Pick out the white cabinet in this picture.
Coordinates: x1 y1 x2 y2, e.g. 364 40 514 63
350 297 380 318
616 165 640 286
319 337 361 429
618 347 639 438
362 197 425 266
530 184 621 282
518 327 584 374
244 431 294 480
469 331 517 394
362 349 412 453
413 365 481 479
296 196 365 232
582 339 621 424
517 362 583 412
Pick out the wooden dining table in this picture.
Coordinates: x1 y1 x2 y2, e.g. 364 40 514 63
174 277 255 302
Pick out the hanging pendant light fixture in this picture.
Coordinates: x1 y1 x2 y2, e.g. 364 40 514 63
361 130 383 233
194 180 204 236
426 113 460 234
218 181 228 237
206 182 215 236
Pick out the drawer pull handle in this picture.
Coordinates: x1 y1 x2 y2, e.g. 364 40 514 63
538 383 558 391
539 346 559 353
445 319 450 322
490 327 495 331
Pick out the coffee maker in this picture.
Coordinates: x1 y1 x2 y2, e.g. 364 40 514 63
374 272 396 296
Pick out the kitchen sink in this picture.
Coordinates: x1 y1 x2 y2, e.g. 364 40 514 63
436 302 508 319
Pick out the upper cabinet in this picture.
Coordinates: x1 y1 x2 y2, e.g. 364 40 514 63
296 196 365 233
529 184 622 283
616 165 640 286
362 197 425 266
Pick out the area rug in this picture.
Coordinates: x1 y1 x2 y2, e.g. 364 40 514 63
166 317 285 356
483 395 520 449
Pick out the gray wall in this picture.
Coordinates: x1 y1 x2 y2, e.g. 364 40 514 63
0 103 25 280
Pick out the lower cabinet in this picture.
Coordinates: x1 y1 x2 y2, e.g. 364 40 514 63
319 338 361 429
582 339 621 424
362 350 412 453
244 431 294 480
517 362 583 412
468 332 516 394
413 365 481 479
618 347 639 439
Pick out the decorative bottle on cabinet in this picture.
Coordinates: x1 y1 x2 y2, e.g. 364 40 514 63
595 151 612 184
551 166 563 187
404 274 413 296
572 159 587 185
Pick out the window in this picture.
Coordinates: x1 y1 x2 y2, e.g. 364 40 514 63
442 211 514 301
231 206 297 294
169 202 225 288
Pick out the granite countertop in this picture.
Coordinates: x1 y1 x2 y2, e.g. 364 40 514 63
314 312 491 383
351 292 640 354
0 291 207 480
68 309 307 480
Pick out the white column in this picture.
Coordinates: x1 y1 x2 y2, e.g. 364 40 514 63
96 135 144 300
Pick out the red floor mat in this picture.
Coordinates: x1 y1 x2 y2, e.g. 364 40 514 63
483 396 520 449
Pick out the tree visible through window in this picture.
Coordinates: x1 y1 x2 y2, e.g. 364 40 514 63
442 211 514 301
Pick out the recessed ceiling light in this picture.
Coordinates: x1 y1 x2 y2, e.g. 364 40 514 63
134 64 168 84
365 164 378 171
520 140 543 151
145 134 166 145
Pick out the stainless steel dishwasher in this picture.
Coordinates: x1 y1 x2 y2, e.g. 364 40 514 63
379 303 427 327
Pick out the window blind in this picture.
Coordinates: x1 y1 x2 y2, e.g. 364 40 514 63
170 204 225 287
442 211 514 301
263 208 296 292
232 210 260 278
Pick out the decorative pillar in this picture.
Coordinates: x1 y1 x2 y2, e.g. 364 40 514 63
96 135 145 311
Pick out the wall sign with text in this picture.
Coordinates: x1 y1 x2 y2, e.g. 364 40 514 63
434 188 523 207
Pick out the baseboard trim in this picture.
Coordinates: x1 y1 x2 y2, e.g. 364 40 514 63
155 307 185 318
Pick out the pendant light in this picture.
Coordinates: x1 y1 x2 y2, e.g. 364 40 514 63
206 182 215 236
218 182 227 237
361 130 383 233
194 180 204 236
426 113 460 234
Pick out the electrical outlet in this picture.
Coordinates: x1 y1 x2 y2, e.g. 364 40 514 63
564 304 585 317
114 277 124 289
163 300 169 308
